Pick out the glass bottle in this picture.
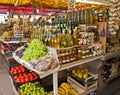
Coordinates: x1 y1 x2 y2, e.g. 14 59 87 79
73 27 78 45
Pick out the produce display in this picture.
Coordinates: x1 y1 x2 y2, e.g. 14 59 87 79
56 83 78 95
30 55 58 72
1 44 11 55
13 72 39 84
0 31 22 41
20 82 50 95
21 39 48 62
10 65 26 75
72 67 89 80
0 31 10 39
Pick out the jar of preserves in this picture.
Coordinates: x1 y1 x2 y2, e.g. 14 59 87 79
82 50 86 59
77 47 82 60
62 57 67 64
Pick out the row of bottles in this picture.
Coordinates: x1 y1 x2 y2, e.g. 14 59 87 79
31 26 99 49
31 27 76 48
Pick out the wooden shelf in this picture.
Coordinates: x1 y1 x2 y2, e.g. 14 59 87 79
101 51 120 61
1 40 27 44
103 72 120 84
59 55 103 71
12 53 60 79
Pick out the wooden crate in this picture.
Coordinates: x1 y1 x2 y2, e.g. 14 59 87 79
69 71 98 86
67 76 98 95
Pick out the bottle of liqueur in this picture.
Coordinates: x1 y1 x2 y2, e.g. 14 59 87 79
73 27 78 45
86 7 89 24
60 29 68 48
78 9 81 24
89 8 93 25
81 7 86 24
68 29 74 47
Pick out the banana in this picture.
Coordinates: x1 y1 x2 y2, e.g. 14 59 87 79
58 87 66 95
60 83 71 89
58 90 64 95
70 89 78 95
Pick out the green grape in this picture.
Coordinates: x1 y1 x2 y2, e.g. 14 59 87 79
21 39 48 62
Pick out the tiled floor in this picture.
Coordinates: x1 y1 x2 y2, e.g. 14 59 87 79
0 54 120 95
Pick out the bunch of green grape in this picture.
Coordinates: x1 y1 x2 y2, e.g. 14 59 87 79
20 82 50 95
22 39 48 62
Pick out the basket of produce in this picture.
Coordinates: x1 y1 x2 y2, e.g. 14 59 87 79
9 64 28 76
51 82 78 95
13 39 60 78
19 82 50 95
11 71 40 90
70 67 98 85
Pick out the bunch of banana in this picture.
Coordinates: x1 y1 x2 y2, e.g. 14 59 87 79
58 83 78 95
9 0 21 6
72 68 89 80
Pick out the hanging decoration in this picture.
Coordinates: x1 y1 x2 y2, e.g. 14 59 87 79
108 0 120 35
55 0 62 5
8 0 22 6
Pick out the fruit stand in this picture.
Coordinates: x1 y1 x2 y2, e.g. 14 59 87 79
0 0 120 95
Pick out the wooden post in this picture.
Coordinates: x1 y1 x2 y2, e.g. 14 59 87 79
98 22 107 54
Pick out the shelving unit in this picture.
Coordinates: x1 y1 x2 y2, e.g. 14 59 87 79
101 50 120 84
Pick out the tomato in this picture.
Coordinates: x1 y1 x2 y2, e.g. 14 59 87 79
21 68 25 72
10 70 14 74
16 78 20 83
25 78 29 83
30 75 34 81
18 69 21 73
14 76 18 80
34 76 38 80
20 78 25 84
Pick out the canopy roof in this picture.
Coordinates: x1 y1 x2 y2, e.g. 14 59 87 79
0 0 110 15
0 0 110 9
0 0 68 9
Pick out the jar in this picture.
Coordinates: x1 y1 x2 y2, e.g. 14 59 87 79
66 56 71 63
82 50 86 59
65 49 69 55
61 50 66 56
86 49 90 58
77 47 82 60
69 48 73 55
62 57 67 64
73 48 77 54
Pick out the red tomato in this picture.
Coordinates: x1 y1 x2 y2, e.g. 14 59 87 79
21 68 25 72
16 78 20 83
18 69 21 73
30 75 33 81
25 78 29 83
14 76 18 80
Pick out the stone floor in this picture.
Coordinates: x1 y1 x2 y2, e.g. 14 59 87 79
0 54 120 95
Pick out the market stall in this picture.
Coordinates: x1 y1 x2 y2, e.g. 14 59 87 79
0 0 120 95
